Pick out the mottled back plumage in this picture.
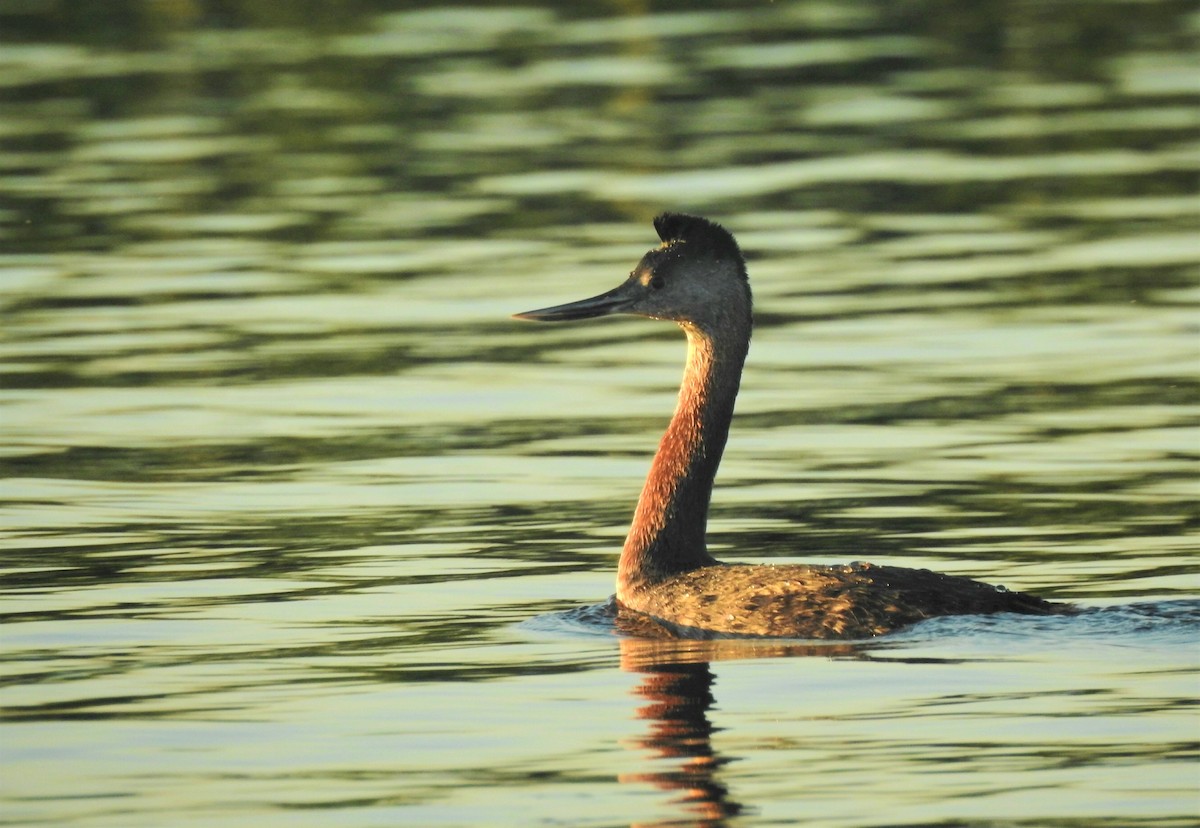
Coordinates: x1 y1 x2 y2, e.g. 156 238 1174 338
618 561 1060 639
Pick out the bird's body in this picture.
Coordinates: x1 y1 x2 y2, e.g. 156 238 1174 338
619 562 1058 639
516 213 1065 639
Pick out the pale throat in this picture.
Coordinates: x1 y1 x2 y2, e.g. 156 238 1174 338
617 320 748 592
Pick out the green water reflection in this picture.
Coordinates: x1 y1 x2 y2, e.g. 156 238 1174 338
2 1 1198 826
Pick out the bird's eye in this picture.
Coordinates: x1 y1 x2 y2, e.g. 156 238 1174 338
649 274 665 290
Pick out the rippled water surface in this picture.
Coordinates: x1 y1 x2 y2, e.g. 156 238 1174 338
2 2 1198 826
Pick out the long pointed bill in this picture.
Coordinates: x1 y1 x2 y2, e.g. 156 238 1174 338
513 281 640 322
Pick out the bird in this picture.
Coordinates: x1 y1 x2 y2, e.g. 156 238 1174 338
514 213 1066 639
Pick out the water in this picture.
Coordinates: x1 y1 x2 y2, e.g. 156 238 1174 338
2 1 1198 826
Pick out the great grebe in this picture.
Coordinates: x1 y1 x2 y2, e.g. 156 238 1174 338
515 213 1064 638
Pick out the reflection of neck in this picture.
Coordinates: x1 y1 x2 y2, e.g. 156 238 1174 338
626 658 740 824
618 322 748 592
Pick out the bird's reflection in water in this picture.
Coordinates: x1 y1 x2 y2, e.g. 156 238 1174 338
620 640 734 827
616 632 864 828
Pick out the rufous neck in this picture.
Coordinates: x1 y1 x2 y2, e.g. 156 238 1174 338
618 323 748 590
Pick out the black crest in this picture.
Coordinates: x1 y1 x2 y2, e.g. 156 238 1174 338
652 212 747 279
653 213 742 260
